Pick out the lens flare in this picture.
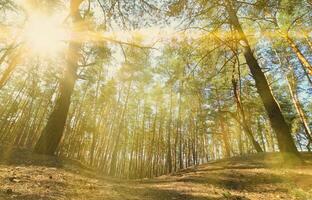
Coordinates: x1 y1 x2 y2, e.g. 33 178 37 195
22 14 68 57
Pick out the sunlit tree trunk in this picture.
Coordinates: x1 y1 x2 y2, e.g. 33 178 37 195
232 77 263 153
34 0 83 155
257 118 266 152
0 77 27 139
177 81 183 169
0 51 21 90
89 72 102 166
109 81 132 176
286 69 312 149
282 33 312 75
225 1 300 156
166 88 173 173
304 33 312 51
215 87 231 158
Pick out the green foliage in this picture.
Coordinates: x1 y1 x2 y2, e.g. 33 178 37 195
0 0 311 178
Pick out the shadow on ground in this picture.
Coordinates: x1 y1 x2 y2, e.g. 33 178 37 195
0 145 311 200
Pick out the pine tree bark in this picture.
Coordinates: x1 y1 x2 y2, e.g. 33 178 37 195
282 34 312 75
225 1 300 156
166 88 173 173
286 70 312 148
109 82 131 176
304 33 312 51
215 88 231 157
232 77 263 153
34 0 83 155
0 51 21 90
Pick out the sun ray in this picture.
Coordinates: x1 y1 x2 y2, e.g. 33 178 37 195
21 13 69 57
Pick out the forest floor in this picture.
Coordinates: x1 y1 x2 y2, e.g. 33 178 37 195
0 146 311 200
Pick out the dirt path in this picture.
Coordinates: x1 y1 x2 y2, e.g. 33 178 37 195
0 147 311 200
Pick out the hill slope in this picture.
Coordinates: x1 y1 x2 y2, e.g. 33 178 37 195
0 146 311 200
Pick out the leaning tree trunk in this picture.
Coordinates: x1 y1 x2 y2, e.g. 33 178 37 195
232 77 263 153
34 0 83 155
282 34 312 75
0 50 21 90
225 1 299 156
286 69 312 149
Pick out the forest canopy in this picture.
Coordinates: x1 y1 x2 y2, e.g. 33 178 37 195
0 0 311 178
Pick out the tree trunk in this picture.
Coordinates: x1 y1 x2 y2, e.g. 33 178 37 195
286 69 312 148
109 82 131 176
34 0 83 155
0 51 21 90
232 77 263 153
177 82 183 169
167 88 173 173
304 33 312 51
89 72 102 166
225 1 299 156
215 88 231 158
282 34 312 75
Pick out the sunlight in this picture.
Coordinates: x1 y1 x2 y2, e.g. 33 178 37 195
22 13 68 57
